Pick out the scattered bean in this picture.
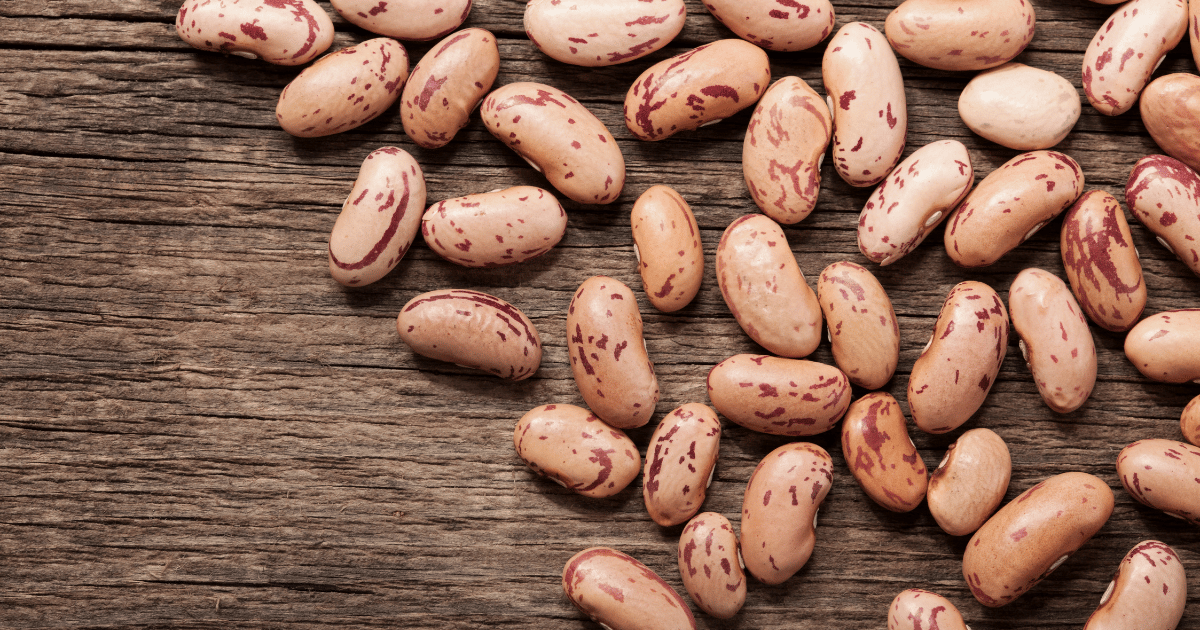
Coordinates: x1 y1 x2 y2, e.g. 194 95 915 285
1182 395 1200 446
514 403 640 498
885 0 1035 71
643 403 721 527
702 0 833 52
421 186 565 267
1117 438 1200 523
1126 154 1200 276
400 28 499 149
276 38 409 137
630 185 704 312
1009 268 1097 413
841 392 927 513
175 0 334 65
1140 73 1200 174
816 261 899 390
742 76 831 225
524 0 686 66
563 547 696 630
1059 190 1147 332
1124 309 1200 383
927 428 1011 536
707 354 849 437
958 62 1080 150
678 512 745 619
888 589 969 630
330 0 471 41
1082 0 1187 116
1083 540 1186 630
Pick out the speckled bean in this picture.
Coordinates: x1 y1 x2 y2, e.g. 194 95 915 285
958 62 1080 150
563 547 696 630
1117 439 1200 523
707 354 849 437
1192 0 1200 71
421 186 565 267
276 38 409 137
841 392 928 512
643 403 721 527
816 261 899 390
1082 0 1186 116
1060 190 1147 332
1124 309 1200 383
481 82 625 205
927 428 1012 536
857 140 972 266
1182 395 1200 446
513 403 641 498
175 0 334 65
524 0 686 66
624 39 770 141
1126 155 1200 275
678 513 745 619
330 0 471 41
631 185 704 312
822 22 907 188
702 0 834 52
908 281 1009 434
716 214 823 358
567 276 659 429
400 28 498 149
1141 73 1200 174
396 289 542 380
1009 268 1097 413
885 0 1035 71
328 147 426 287
742 76 831 225
964 472 1114 607
740 442 833 585
1083 540 1186 630
944 150 1084 268
888 589 969 630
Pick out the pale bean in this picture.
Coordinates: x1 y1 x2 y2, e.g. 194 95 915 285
1140 73 1200 173
888 589 969 630
908 281 1009 434
822 22 907 188
630 185 704 313
840 392 927 513
740 442 833 585
885 0 1035 71
816 261 899 390
1182 395 1200 446
1009 268 1097 413
1082 0 1187 116
703 0 833 52
963 472 1114 607
329 147 426 287
1117 438 1200 523
481 82 625 205
276 38 409 137
1124 309 1200 383
1083 540 1186 630
678 513 745 619
1126 154 1200 276
396 289 542 380
175 0 334 65
958 62 1080 150
400 28 499 149
742 76 831 225
563 547 696 630
421 186 566 267
927 428 1011 536
330 0 471 41
716 214 822 358
513 404 640 498
567 276 659 429
524 0 686 66
1060 190 1147 332
643 403 721 527
624 39 770 141
707 354 849 437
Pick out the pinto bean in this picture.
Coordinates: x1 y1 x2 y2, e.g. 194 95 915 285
1182 395 1200 446
958 62 1080 150
840 392 928 512
885 0 1035 71
1117 438 1200 523
330 0 471 41
702 0 834 52
524 0 686 66
1060 190 1147 332
927 428 1012 536
643 403 721 527
888 589 969 630
400 28 499 149
563 547 696 630
816 261 899 390
421 186 566 267
1082 0 1187 116
275 38 409 137
1124 309 1200 383
707 354 849 437
1083 540 1187 630
1126 154 1200 276
175 0 334 66
677 513 745 619
1141 73 1200 174
630 185 704 312
513 404 640 498
742 76 831 225
1008 268 1097 413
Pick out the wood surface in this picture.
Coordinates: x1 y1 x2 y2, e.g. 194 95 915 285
3 0 1200 628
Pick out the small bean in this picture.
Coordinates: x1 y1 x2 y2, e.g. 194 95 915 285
885 0 1035 71
1140 73 1200 175
1082 0 1187 116
1124 309 1200 383
1126 154 1200 276
840 392 928 513
742 76 831 225
563 547 696 630
329 0 471 41
1083 540 1186 630
1117 438 1200 522
707 354 849 437
421 186 566 268
400 28 499 149
1008 268 1097 413
703 0 833 52
1060 190 1147 332
1182 395 1200 446
514 404 640 498
958 62 1080 150
175 0 334 66
888 589 969 630
630 185 704 313
643 403 721 527
927 428 1011 537
524 0 686 66
678 513 745 619
816 261 899 390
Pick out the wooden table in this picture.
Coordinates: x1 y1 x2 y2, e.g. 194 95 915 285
4 0 1200 627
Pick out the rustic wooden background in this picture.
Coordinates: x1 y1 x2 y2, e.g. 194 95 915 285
3 0 1200 627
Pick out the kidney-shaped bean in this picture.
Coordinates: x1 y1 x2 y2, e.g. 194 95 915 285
678 512 745 619
1082 0 1187 116
703 0 834 52
707 354 850 437
816 261 899 390
885 0 1035 71
841 392 928 513
927 428 1012 537
1124 309 1200 383
742 76 831 225
400 28 499 149
1009 268 1097 413
176 0 334 65
1083 540 1186 630
1117 438 1200 522
888 589 969 630
421 186 565 267
1126 154 1200 276
525 0 686 66
330 0 471 41
1060 190 1147 332
959 62 1080 150
631 185 704 313
1141 73 1200 174
741 442 833 585
514 404 640 498
643 403 721 526
276 38 409 137
563 547 696 630
1182 395 1200 446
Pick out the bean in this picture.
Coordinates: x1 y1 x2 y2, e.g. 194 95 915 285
707 354 849 437
421 186 566 267
1125 155 1200 276
840 392 928 513
1009 268 1097 413
1124 309 1200 383
1059 190 1147 332
175 0 334 66
630 185 704 313
927 428 1012 536
643 403 721 527
958 62 1080 150
885 0 1035 71
329 147 426 287
1083 540 1186 630
816 261 899 390
1182 395 1200 446
1082 0 1187 116
524 0 686 67
1140 73 1200 174
514 404 640 498
563 547 696 630
702 0 833 52
400 28 499 149
742 76 831 225
1117 438 1200 523
888 589 969 630
677 513 745 619
330 0 471 41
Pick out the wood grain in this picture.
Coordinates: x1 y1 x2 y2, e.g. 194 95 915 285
3 0 1200 628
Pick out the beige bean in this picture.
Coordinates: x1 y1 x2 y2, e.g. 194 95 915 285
1082 0 1187 116
421 186 566 267
1009 268 1097 413
1182 395 1200 446
1126 155 1200 276
1124 309 1200 383
330 0 471 41
329 147 426 287
677 513 745 619
888 589 969 630
716 214 822 358
625 39 770 141
400 28 499 149
703 0 833 52
396 289 542 380
1117 438 1200 523
631 186 704 312
481 82 625 205
822 22 907 188
567 276 659 428
958 62 1080 150
707 354 849 437
563 547 696 630
963 472 1114 607
1083 540 1186 630
1141 73 1200 174
513 404 640 498
908 281 1009 434
885 0 1035 72
840 393 927 513
742 76 831 225
175 0 334 66
643 403 721 527
857 140 972 266
1060 190 1147 332
276 38 409 138
927 428 1011 536
944 150 1084 268
524 0 686 66
816 261 899 390
740 442 833 585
